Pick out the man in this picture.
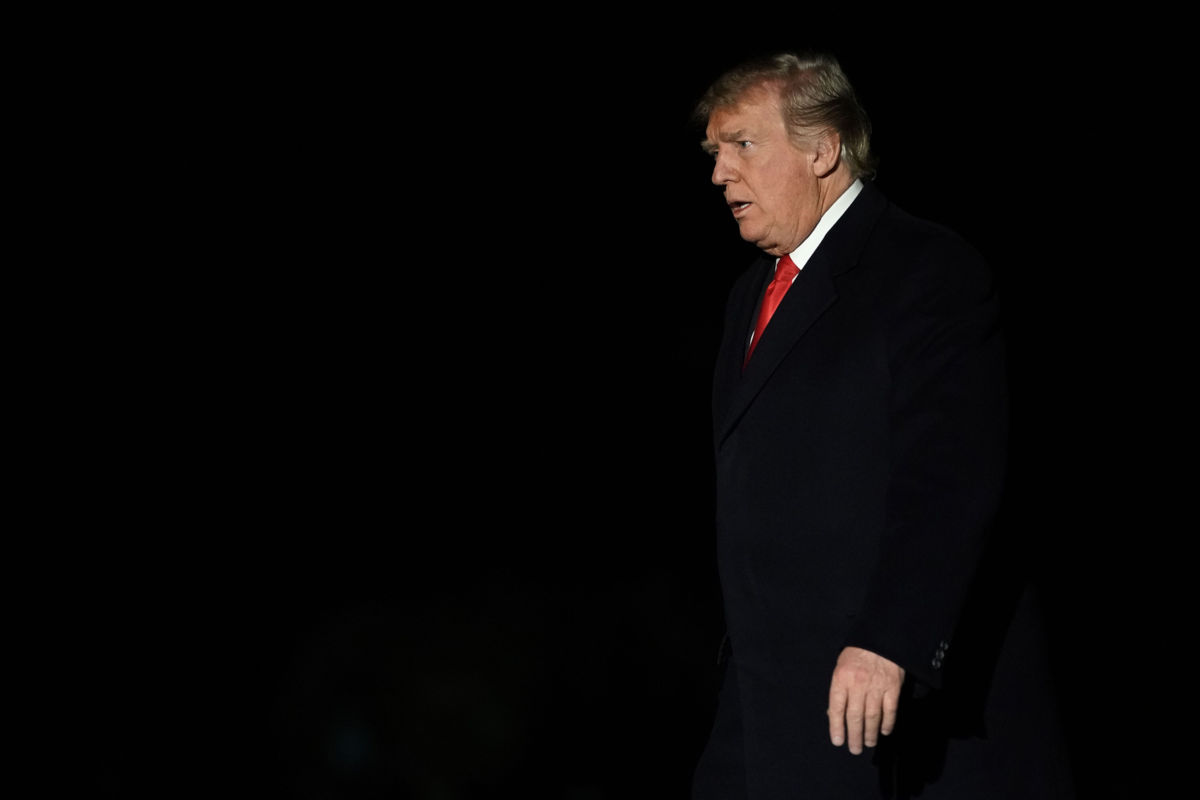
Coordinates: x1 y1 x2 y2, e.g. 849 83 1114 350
691 53 1072 798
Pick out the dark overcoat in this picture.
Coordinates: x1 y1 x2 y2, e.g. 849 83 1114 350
693 181 1074 799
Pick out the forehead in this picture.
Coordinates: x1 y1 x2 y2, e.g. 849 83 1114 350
705 85 785 139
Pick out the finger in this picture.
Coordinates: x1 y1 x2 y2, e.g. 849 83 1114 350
828 683 847 747
863 688 883 748
881 688 899 737
845 691 865 755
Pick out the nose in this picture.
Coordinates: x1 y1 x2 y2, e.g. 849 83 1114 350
711 150 735 186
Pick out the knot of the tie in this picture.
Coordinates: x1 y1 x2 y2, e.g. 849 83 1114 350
744 255 799 367
775 254 799 283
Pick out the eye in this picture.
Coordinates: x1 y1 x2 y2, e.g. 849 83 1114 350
738 140 752 149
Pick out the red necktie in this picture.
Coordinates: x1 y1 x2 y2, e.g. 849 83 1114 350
745 254 800 366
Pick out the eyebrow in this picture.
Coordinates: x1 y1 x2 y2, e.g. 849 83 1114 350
700 129 750 155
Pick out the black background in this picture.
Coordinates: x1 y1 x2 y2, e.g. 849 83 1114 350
62 15 1182 799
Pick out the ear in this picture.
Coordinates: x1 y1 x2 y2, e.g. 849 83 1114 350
811 130 843 178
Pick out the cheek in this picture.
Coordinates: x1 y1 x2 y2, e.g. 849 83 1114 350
776 181 809 222
757 178 791 221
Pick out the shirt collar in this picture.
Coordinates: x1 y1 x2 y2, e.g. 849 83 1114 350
782 178 864 273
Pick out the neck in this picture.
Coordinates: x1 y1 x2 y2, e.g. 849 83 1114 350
816 167 855 217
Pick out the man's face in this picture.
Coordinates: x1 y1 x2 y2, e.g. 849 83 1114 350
704 86 822 257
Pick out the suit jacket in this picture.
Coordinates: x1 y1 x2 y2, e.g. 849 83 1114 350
694 182 1073 799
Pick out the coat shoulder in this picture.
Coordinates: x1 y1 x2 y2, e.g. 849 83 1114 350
857 198 996 313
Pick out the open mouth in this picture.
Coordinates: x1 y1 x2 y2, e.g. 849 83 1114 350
730 201 751 216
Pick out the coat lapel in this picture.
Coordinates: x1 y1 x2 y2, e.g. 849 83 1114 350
713 182 890 448
711 255 771 429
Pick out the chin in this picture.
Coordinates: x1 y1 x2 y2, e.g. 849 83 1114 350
746 235 779 253
738 227 766 248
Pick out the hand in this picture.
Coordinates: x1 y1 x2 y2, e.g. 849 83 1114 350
827 646 905 754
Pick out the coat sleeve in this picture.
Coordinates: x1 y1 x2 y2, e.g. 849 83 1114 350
843 228 1008 691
